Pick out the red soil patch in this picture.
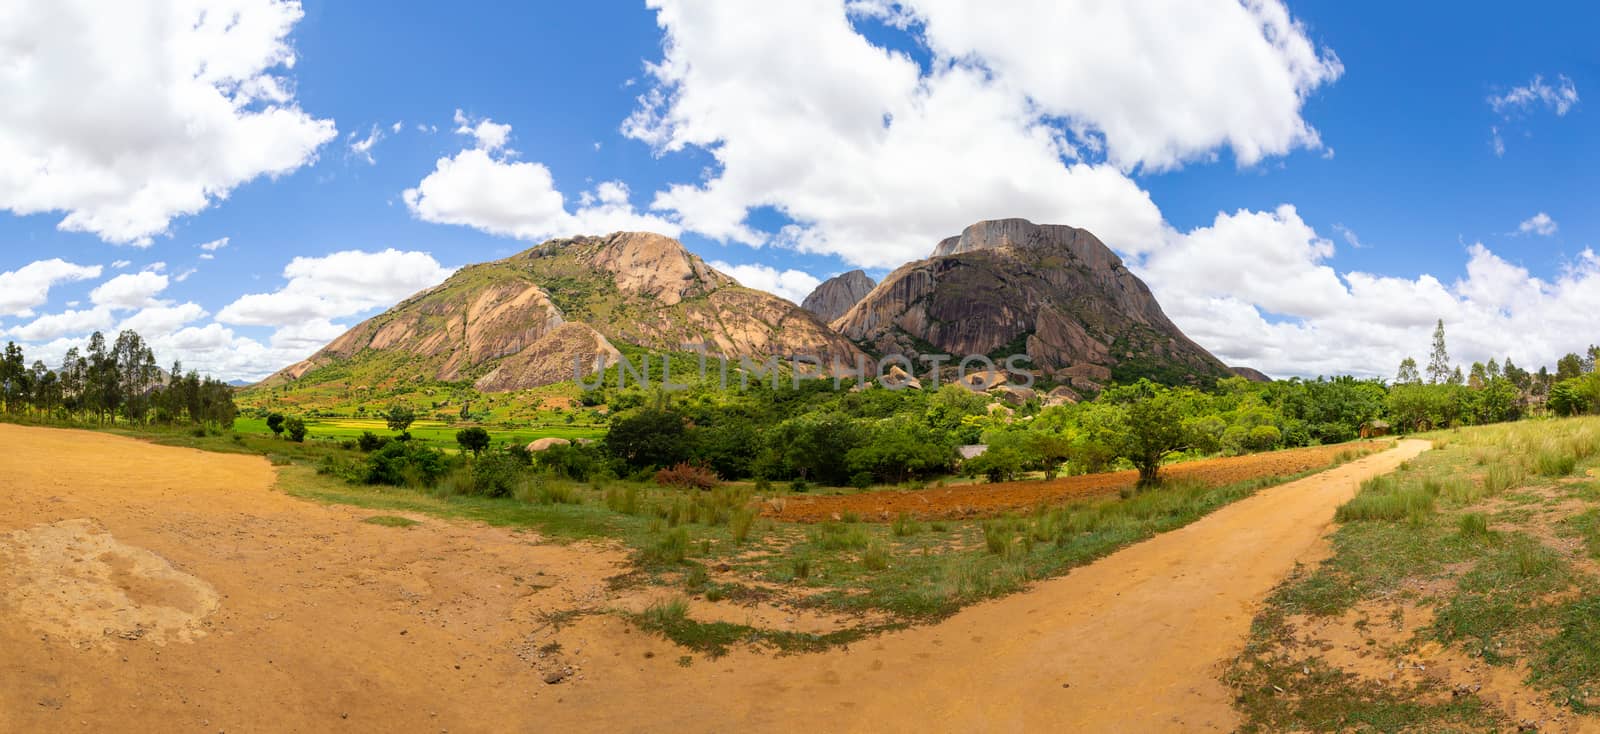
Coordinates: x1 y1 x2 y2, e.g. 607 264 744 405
767 441 1388 523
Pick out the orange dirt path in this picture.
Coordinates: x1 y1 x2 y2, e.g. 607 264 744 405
0 424 1427 732
770 440 1388 522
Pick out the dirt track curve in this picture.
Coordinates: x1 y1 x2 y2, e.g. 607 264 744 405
0 424 1428 732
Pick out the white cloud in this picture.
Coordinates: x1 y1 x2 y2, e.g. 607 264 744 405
1518 212 1558 237
453 109 513 151
199 237 231 252
348 124 384 164
709 261 821 304
1490 74 1580 116
174 268 198 283
115 302 209 336
1488 75 1579 157
0 0 337 245
1332 223 1366 249
111 260 132 270
0 259 103 317
1134 207 1600 378
217 248 455 327
390 121 403 134
89 271 170 310
7 307 114 341
891 0 1342 172
403 136 681 241
620 0 1335 267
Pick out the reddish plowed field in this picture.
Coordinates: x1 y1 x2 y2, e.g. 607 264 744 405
767 441 1387 522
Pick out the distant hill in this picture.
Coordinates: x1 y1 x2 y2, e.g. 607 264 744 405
833 218 1233 391
262 232 864 393
801 270 876 324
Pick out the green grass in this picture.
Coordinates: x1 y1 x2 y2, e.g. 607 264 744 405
1230 415 1600 730
233 416 602 451
363 514 420 527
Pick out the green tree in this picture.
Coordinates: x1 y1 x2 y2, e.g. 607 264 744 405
1395 357 1421 385
1557 353 1585 381
1101 380 1199 487
284 416 308 443
386 404 416 434
266 412 286 439
1426 320 1451 384
604 407 693 471
455 426 491 457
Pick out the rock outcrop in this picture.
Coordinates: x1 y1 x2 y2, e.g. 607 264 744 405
801 270 876 323
265 232 865 392
834 218 1231 386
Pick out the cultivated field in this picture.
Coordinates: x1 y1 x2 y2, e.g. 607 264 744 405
771 441 1384 522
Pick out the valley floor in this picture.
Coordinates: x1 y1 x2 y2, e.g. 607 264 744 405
0 423 1449 732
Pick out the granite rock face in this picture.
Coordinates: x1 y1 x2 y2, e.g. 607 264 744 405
800 270 876 324
834 218 1231 386
266 231 865 392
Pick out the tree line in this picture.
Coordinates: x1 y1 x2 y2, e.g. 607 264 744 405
0 331 238 428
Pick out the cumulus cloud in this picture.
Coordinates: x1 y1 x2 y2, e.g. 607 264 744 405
7 307 115 342
0 0 337 245
452 109 513 152
403 123 680 241
89 271 171 310
217 248 455 326
1134 207 1600 379
1518 212 1558 237
115 302 209 336
709 261 822 304
0 259 103 317
620 0 1335 266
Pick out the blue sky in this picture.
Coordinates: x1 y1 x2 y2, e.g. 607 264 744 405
1 1 1595 380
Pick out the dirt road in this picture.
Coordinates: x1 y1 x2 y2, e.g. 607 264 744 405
0 424 1428 732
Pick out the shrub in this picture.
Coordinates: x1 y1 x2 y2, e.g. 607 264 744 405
363 440 448 487
536 443 600 481
356 430 388 452
655 462 719 491
849 471 875 489
472 452 526 498
283 417 307 443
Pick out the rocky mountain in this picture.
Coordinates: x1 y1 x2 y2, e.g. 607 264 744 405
800 270 876 323
833 218 1232 391
266 232 865 392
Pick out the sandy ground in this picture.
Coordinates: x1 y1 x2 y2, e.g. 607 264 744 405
0 424 1427 732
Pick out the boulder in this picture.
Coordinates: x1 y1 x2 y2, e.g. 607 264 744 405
526 437 572 452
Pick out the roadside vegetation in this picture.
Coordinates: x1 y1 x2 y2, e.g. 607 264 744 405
1228 416 1600 732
